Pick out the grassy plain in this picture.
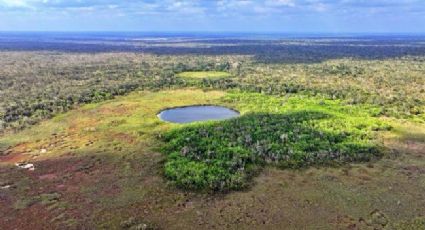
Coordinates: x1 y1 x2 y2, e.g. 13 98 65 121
1 88 424 229
177 71 232 79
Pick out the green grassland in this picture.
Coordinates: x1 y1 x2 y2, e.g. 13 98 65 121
177 71 232 79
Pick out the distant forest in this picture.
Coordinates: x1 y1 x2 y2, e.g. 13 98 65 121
0 35 424 133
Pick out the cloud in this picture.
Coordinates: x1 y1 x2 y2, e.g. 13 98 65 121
0 0 423 15
267 0 295 7
0 0 424 32
0 0 33 8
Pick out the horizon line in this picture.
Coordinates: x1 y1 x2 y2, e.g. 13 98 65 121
1 31 425 36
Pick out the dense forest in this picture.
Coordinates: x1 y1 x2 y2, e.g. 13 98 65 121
1 36 424 133
0 52 237 132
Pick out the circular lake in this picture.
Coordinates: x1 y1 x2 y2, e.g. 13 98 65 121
158 105 240 124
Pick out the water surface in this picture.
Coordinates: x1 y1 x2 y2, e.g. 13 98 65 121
158 105 239 123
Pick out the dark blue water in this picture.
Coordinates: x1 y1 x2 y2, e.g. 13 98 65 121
158 105 239 123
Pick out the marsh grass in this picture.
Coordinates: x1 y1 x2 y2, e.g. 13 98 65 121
177 71 232 80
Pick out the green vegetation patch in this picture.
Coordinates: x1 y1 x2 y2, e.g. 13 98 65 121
14 192 61 210
388 217 425 230
162 92 390 192
177 71 232 79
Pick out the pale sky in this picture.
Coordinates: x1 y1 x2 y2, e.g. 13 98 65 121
0 0 424 33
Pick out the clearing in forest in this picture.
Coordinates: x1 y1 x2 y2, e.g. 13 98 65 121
176 71 232 79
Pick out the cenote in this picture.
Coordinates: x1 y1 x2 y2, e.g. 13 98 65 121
158 105 240 123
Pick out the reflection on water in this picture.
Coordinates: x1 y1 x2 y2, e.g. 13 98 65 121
158 105 239 123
